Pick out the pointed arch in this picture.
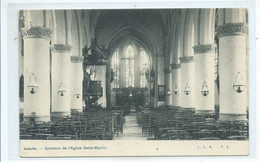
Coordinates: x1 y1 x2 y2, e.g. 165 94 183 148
107 26 154 65
111 41 151 88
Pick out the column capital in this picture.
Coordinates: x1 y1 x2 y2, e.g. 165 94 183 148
171 63 181 69
215 23 248 38
71 56 84 63
21 26 53 40
51 44 72 53
179 56 194 63
193 44 215 54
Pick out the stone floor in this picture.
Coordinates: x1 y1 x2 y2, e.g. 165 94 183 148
114 113 148 140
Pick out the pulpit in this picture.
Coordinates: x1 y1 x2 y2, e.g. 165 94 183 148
82 38 109 110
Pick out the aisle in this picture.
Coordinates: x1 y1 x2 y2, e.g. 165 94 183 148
114 113 148 140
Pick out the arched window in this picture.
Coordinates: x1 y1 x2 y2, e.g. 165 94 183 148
111 45 150 88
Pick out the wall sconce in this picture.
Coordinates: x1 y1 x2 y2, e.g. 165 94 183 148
184 84 191 95
129 92 133 97
58 83 66 96
31 112 36 117
233 72 246 93
28 74 38 94
174 85 178 95
167 89 171 96
201 81 209 96
75 89 81 98
75 93 81 99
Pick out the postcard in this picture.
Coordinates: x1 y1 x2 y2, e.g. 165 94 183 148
19 8 249 157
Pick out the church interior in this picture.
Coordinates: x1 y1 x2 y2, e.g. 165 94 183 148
19 9 249 140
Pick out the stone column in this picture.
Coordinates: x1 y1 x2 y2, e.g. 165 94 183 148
70 56 83 113
21 26 52 122
179 56 195 109
216 23 248 120
165 68 172 106
193 44 215 114
51 44 72 117
171 63 181 108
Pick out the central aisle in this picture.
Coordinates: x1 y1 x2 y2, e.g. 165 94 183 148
114 113 148 140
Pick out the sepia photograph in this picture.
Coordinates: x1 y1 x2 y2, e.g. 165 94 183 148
17 8 249 156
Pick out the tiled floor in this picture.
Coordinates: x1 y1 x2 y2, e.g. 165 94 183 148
114 113 148 140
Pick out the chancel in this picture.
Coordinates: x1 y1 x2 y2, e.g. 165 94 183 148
19 9 249 140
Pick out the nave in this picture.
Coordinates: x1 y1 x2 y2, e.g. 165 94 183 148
19 9 249 141
114 113 148 140
20 105 248 140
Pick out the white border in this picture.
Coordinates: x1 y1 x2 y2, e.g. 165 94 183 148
1 0 259 161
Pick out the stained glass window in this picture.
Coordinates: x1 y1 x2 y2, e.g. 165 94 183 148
130 59 134 86
140 48 149 88
125 59 130 87
111 45 149 88
125 45 135 87
111 50 119 88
